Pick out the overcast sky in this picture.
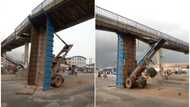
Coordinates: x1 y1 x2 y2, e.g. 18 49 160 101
96 0 189 68
0 0 189 65
96 31 189 68
96 0 189 42
0 0 95 63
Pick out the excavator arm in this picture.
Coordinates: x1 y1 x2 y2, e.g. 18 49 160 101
51 33 73 88
54 33 73 59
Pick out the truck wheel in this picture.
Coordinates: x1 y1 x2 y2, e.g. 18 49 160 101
136 77 147 88
125 78 134 89
146 67 157 78
16 65 24 71
51 74 64 88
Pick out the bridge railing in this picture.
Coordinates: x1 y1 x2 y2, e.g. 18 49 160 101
96 7 160 37
32 0 54 15
31 0 65 15
15 17 30 35
3 0 56 46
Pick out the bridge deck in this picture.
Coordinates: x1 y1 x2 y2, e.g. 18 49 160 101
1 0 94 53
96 6 188 53
1 4 189 54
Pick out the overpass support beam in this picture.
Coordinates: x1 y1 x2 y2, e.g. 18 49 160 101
24 43 29 69
116 33 136 88
116 34 125 87
28 16 54 91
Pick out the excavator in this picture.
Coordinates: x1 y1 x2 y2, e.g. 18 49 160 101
125 38 166 88
51 33 73 88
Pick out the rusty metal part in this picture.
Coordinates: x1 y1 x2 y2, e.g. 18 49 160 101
125 39 165 89
125 76 147 88
125 65 146 88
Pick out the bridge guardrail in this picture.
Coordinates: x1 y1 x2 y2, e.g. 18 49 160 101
32 0 55 15
15 17 30 35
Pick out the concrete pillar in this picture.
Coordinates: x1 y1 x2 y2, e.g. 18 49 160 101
28 16 54 91
116 34 125 87
116 33 136 87
28 27 41 85
123 34 136 83
24 43 29 69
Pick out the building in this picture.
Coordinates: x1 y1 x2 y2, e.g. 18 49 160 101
85 63 95 73
67 56 87 68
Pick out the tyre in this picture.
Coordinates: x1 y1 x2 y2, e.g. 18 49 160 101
125 78 134 89
51 74 64 88
136 76 147 88
146 67 157 78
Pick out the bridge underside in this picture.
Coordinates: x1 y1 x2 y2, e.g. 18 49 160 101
1 0 94 90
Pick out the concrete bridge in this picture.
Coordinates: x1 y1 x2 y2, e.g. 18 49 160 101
1 0 94 90
2 0 94 53
96 6 189 87
1 3 188 90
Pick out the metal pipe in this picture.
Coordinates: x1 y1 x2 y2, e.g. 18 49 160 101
54 33 68 46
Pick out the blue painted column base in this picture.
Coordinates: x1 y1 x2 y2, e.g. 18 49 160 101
116 33 125 88
43 16 54 91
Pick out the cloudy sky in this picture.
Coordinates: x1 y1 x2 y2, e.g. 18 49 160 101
0 0 189 66
96 0 189 68
96 0 189 42
0 0 95 64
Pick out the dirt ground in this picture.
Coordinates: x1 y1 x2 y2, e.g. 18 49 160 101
96 73 189 107
1 72 94 107
1 71 189 107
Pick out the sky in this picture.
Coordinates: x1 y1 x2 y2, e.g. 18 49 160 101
96 0 189 68
0 0 95 64
96 31 189 68
96 0 189 42
0 0 189 66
